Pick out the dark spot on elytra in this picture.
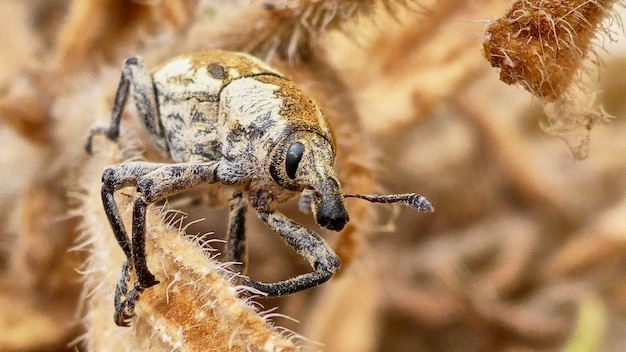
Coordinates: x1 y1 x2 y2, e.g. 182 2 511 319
226 125 245 144
207 63 227 80
168 112 185 123
190 106 206 124
193 140 222 161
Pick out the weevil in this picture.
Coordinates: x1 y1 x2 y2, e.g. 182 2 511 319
85 50 433 326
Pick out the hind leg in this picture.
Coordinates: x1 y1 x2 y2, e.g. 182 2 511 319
85 56 165 153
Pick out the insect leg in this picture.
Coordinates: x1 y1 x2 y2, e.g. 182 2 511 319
243 211 340 296
132 161 242 288
85 56 163 153
102 161 169 327
102 162 170 261
104 160 243 325
223 191 248 273
113 261 143 327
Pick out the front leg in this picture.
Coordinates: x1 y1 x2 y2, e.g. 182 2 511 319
131 161 235 288
102 160 244 326
243 211 341 296
102 162 171 262
113 261 142 327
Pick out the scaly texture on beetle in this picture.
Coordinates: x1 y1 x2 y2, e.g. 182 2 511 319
85 50 433 327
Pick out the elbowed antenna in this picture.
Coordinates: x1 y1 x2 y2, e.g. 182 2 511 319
298 190 434 214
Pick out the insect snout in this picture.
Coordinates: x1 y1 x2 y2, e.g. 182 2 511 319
316 198 349 231
311 180 349 231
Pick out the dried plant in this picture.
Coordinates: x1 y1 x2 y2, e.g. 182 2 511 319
483 0 622 159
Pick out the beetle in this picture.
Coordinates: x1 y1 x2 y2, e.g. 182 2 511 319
85 50 433 326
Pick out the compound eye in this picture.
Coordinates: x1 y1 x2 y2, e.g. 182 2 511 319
286 142 304 179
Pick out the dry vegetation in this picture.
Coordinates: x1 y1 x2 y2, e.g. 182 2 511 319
0 0 625 351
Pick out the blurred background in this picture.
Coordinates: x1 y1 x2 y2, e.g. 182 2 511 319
0 1 625 351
